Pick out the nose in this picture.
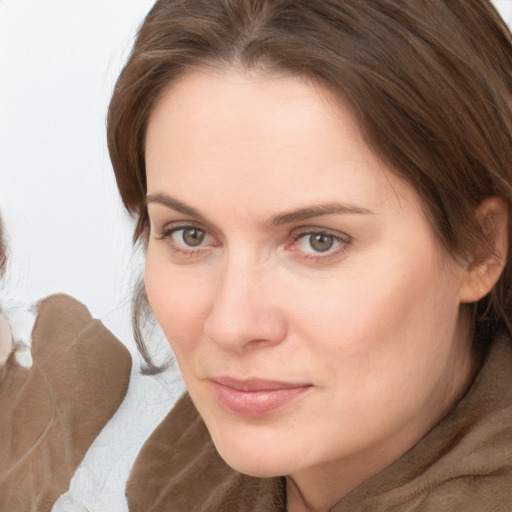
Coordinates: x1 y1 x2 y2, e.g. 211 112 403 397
203 257 287 352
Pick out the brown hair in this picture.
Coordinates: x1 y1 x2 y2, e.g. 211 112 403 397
107 0 512 367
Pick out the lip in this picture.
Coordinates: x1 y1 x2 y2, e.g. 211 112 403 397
210 377 312 417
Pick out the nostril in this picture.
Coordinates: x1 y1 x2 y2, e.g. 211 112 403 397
244 337 280 350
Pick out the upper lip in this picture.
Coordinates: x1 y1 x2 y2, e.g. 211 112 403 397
211 376 310 391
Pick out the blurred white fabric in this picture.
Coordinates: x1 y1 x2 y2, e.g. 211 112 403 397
52 362 184 512
0 297 36 367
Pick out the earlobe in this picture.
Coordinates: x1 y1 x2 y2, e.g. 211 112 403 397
460 197 509 304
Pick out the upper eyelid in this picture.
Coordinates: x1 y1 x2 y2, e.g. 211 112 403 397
147 202 223 236
163 222 205 231
161 225 207 237
157 220 214 237
290 225 351 240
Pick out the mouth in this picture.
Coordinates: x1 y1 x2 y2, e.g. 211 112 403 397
210 377 312 417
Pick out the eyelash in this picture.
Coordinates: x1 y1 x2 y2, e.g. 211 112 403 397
288 228 351 262
156 224 351 262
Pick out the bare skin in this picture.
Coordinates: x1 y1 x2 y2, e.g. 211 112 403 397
143 68 507 512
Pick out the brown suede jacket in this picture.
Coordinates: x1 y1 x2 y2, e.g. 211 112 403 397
127 333 512 512
0 295 132 511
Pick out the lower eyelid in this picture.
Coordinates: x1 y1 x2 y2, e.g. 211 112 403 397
299 243 350 264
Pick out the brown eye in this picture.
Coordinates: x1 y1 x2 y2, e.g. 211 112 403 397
309 233 335 252
181 228 206 247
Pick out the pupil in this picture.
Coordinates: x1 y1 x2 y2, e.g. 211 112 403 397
183 228 205 247
310 233 333 252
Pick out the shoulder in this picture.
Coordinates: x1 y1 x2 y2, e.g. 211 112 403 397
32 293 132 387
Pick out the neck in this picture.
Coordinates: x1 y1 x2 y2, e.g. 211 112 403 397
285 443 412 512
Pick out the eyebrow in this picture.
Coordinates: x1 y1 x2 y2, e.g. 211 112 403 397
271 203 373 225
146 193 373 225
146 193 208 223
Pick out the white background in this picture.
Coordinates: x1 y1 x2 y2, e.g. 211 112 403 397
0 0 157 348
1 0 511 350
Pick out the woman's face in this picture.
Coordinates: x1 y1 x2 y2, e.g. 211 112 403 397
144 69 474 483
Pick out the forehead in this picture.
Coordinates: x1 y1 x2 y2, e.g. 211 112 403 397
144 68 423 220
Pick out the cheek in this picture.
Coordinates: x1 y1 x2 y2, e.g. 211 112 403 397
286 247 462 373
272 251 464 449
144 250 213 357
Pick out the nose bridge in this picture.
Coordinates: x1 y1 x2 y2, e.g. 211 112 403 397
203 249 285 350
217 252 253 311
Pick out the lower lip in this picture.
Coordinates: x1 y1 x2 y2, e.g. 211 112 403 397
212 382 311 417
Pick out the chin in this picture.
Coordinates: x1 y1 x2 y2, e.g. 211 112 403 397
210 427 301 478
217 448 292 478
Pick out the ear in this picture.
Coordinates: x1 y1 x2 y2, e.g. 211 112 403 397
460 196 508 304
